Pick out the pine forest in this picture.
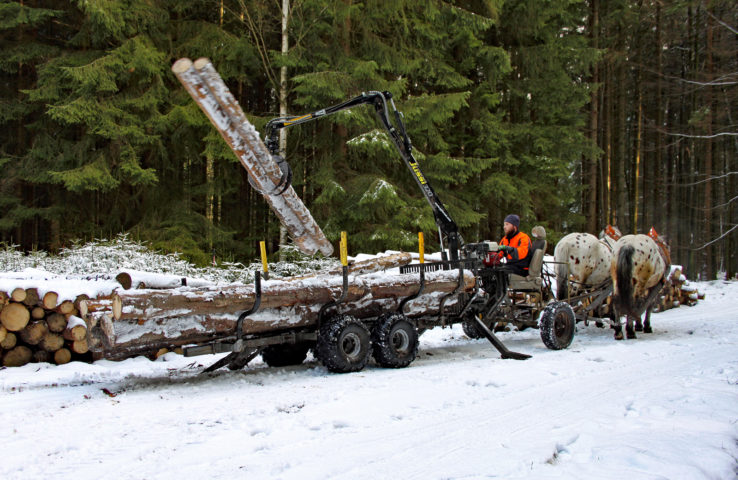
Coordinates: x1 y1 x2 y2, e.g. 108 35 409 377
0 0 736 279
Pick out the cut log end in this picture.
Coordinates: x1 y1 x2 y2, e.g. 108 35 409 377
0 302 31 332
3 345 33 367
19 321 48 345
193 57 211 70
11 287 27 303
43 291 59 310
1 331 17 350
116 272 133 290
46 313 67 333
54 348 72 365
171 58 193 74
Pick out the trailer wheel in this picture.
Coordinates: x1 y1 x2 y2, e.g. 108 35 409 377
539 301 576 350
316 315 371 373
372 313 418 368
261 343 311 367
462 313 494 339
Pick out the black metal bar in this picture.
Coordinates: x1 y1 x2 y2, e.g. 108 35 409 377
236 270 262 341
472 315 531 360
318 265 349 323
398 267 425 314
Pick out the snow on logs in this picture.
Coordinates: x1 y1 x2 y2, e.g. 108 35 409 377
0 253 472 365
87 267 476 361
0 288 90 367
172 57 333 257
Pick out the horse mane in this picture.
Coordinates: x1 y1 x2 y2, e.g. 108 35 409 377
648 227 671 267
614 244 635 316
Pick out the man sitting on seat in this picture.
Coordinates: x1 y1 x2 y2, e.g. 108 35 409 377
497 214 532 277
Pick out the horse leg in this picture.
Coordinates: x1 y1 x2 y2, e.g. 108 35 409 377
643 308 653 334
635 316 643 332
613 324 624 340
611 306 624 340
626 315 637 339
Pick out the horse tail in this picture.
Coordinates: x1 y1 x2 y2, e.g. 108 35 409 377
615 244 635 316
553 242 569 300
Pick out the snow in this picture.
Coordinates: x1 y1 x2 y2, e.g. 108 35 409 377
2 280 736 479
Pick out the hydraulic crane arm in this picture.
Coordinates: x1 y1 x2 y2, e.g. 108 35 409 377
265 91 461 261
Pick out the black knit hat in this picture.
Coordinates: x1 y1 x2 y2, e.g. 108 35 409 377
504 214 520 228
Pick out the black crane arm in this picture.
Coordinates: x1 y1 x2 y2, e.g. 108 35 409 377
265 91 461 261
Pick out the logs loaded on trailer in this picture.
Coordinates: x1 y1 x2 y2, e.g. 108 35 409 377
1 251 475 370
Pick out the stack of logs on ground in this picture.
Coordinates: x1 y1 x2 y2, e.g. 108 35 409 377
655 266 705 312
0 288 91 367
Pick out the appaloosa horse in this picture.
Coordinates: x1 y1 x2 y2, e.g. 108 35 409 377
553 225 621 300
610 228 671 340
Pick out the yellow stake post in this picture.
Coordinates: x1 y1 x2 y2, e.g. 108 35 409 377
418 232 425 264
259 241 269 275
340 231 348 267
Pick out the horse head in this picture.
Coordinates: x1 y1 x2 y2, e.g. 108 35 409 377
599 225 622 250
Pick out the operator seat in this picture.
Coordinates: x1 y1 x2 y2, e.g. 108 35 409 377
509 225 547 291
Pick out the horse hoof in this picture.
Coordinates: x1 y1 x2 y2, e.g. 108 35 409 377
643 326 653 334
614 332 624 341
627 332 637 339
635 325 643 332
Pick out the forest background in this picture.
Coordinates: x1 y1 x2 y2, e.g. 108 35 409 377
0 0 735 280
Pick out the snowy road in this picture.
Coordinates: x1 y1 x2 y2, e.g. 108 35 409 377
2 280 737 479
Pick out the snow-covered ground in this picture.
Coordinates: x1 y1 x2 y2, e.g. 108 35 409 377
1 280 736 480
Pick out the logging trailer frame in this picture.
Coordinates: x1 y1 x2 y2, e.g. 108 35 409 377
181 90 582 373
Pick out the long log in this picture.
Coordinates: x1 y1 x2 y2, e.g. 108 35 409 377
115 270 215 290
87 269 475 360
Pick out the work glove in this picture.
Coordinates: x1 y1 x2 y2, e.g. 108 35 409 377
499 245 514 254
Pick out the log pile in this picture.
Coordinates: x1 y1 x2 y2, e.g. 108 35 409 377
654 266 705 312
1 252 474 366
0 288 91 367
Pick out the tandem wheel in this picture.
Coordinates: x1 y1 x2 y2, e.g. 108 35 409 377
371 312 419 368
316 314 371 373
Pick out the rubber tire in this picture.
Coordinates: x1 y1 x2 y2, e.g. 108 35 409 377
316 315 371 373
371 313 419 368
261 343 311 367
539 301 576 350
462 313 490 339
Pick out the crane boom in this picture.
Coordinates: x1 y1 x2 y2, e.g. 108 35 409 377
265 91 461 261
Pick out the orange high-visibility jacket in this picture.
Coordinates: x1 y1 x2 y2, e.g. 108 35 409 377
499 231 532 271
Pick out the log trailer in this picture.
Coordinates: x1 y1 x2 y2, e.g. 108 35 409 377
173 59 576 373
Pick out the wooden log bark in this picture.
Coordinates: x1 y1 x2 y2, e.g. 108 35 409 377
87 269 475 360
3 345 32 367
0 302 30 331
172 58 333 257
19 320 48 345
0 325 6 343
116 270 214 290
